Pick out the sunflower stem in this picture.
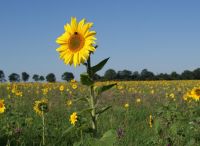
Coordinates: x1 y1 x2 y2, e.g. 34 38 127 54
42 113 45 146
87 55 97 137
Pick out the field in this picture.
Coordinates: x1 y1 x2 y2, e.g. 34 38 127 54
0 80 200 146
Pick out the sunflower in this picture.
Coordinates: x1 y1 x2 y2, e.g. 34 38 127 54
59 85 64 92
33 99 48 116
66 100 72 107
72 84 78 90
56 17 96 67
190 87 200 101
69 112 78 126
124 103 129 109
149 115 153 128
0 99 6 113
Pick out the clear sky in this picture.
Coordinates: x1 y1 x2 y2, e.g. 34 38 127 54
0 0 200 80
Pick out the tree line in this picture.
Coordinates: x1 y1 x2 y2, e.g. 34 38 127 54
0 71 74 83
0 68 200 83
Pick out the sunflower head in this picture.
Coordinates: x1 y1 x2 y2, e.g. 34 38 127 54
33 98 48 116
56 17 96 67
190 87 200 101
124 103 129 109
0 99 6 114
69 112 78 126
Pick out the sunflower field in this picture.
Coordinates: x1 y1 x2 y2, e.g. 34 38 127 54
0 80 200 146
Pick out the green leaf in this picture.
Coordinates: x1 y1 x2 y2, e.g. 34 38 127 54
62 126 74 137
100 129 116 143
96 106 112 116
73 141 83 146
79 107 94 114
91 58 109 75
80 73 94 86
95 83 117 95
89 129 116 146
73 97 90 104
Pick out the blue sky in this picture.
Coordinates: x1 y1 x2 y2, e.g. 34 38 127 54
0 0 200 80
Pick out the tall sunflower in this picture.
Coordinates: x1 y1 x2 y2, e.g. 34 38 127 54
56 17 96 67
33 99 48 116
0 99 6 113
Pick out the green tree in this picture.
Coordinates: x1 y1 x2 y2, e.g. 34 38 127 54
140 69 155 80
193 68 200 79
0 70 6 82
46 73 56 82
61 72 74 82
32 74 40 82
181 70 194 80
22 72 30 82
132 71 140 80
9 73 20 82
104 69 117 80
39 76 45 81
117 70 132 80
170 71 181 80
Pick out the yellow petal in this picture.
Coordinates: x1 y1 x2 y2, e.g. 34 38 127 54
78 18 86 32
71 17 78 32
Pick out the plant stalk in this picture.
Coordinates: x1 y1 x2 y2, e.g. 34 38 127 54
42 113 45 146
87 55 97 136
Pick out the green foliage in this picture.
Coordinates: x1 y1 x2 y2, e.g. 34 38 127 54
32 74 40 82
89 129 117 146
104 69 117 80
46 73 56 82
91 58 109 76
0 70 6 82
22 72 30 82
8 73 20 82
80 73 94 86
62 72 74 82
95 83 117 96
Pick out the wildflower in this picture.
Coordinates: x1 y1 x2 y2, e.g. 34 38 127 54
124 103 129 109
59 85 64 92
72 84 78 89
69 112 78 126
169 93 175 99
117 85 123 90
66 100 72 107
56 17 96 67
0 99 6 113
33 99 48 116
70 79 77 84
149 115 153 128
136 98 141 103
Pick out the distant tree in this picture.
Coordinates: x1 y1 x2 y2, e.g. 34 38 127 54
22 72 30 82
132 71 140 80
46 73 56 82
0 70 6 82
39 76 45 82
32 74 40 82
9 73 20 82
104 69 117 80
140 69 155 80
156 73 171 80
170 71 181 80
62 72 74 82
181 70 194 80
117 70 132 80
193 68 200 79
